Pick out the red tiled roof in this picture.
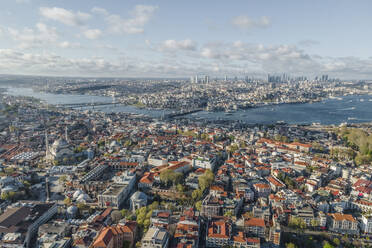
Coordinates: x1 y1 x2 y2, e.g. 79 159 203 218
245 218 265 227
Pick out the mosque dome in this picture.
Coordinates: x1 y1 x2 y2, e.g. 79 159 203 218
52 138 69 150
73 190 83 200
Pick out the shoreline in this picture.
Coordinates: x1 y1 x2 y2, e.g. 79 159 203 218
3 86 372 126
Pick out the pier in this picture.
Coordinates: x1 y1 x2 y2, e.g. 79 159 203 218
163 108 203 119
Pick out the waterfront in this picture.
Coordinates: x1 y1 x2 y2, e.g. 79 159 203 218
5 87 372 125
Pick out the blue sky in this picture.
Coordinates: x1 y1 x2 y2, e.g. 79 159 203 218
0 0 371 79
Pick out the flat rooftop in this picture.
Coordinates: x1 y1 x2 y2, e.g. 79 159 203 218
101 184 127 196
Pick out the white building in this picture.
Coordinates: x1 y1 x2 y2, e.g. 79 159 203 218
98 171 136 208
148 156 168 167
130 191 148 213
141 227 169 248
361 215 372 233
192 156 216 171
45 135 73 163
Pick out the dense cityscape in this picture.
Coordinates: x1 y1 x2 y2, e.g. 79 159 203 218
6 75 372 113
0 76 372 248
2 0 372 248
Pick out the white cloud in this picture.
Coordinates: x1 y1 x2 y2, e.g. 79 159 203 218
198 42 322 75
232 15 270 30
1 40 372 78
8 23 58 49
91 7 109 16
159 39 197 52
40 7 91 26
99 5 157 34
59 41 81 49
0 49 125 76
83 29 102 40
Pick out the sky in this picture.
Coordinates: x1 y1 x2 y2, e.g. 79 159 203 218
0 0 372 79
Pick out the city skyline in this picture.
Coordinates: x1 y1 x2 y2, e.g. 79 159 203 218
1 0 372 79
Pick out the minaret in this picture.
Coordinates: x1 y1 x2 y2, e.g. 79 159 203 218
45 177 50 202
45 130 50 157
65 126 69 142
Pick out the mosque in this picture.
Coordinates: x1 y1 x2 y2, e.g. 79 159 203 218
45 127 74 163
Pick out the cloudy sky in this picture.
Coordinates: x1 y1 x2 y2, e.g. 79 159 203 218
0 0 371 79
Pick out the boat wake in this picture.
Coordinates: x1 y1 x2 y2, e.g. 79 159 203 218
338 107 356 111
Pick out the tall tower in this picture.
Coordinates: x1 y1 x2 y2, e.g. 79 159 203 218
45 130 49 155
195 75 198 84
45 177 50 202
205 75 209 84
65 126 69 142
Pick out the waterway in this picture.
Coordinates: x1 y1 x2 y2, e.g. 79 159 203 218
4 87 372 125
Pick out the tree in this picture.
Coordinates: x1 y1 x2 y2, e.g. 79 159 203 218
289 217 306 230
195 201 202 211
274 134 282 141
121 209 130 218
224 210 233 217
171 172 183 185
333 238 340 247
111 210 122 223
192 189 202 201
160 169 183 186
124 140 132 148
22 180 31 188
63 197 72 206
198 170 214 191
143 219 150 228
1 192 9 201
198 177 209 191
77 202 88 211
160 169 173 185
59 175 67 183
323 241 334 248
286 243 297 248
149 201 159 210
310 219 319 229
228 144 239 153
1 192 16 201
176 184 185 192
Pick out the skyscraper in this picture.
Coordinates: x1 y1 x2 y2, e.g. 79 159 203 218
205 75 209 84
190 76 194 84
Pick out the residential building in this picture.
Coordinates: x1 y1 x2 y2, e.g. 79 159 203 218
92 221 137 248
141 227 169 248
328 213 359 235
